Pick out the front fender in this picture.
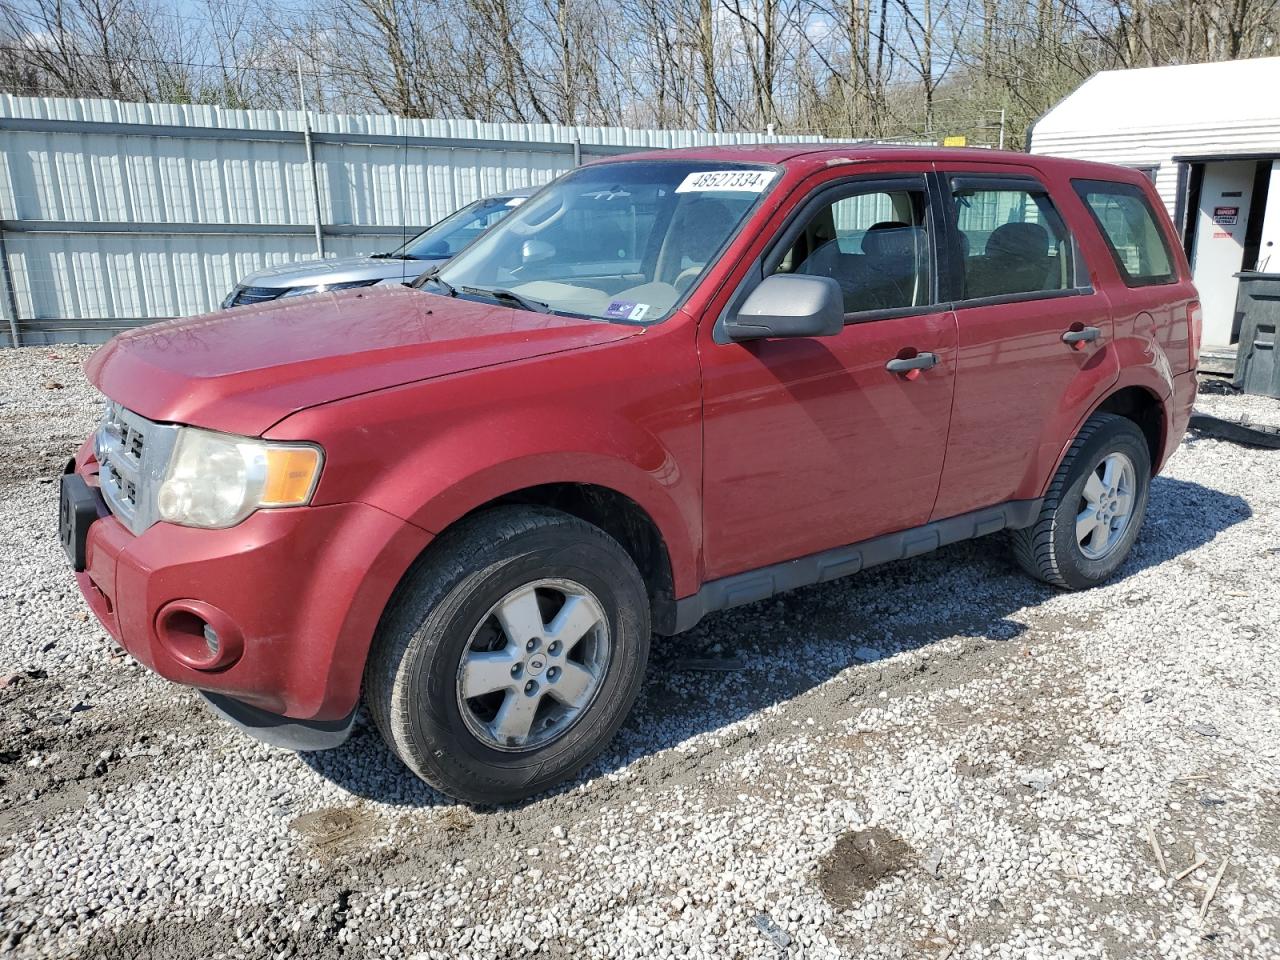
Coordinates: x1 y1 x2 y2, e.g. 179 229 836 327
377 417 699 597
267 331 704 598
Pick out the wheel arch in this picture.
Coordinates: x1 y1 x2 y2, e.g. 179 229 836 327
475 482 681 634
388 480 685 636
1042 382 1168 497
1092 384 1165 474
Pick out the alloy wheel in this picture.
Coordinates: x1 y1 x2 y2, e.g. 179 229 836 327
1075 451 1137 561
455 578 611 752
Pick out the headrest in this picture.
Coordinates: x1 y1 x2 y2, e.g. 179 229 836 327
672 198 736 258
986 222 1050 261
861 221 917 259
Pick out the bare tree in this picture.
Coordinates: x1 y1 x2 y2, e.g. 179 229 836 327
3 0 1279 149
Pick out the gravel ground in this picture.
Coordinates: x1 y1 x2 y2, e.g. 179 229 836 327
1 346 1278 960
1195 387 1280 429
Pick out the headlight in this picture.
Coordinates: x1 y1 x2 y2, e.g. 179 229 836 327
280 279 378 298
156 427 323 529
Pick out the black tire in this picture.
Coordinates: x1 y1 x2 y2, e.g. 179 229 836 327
1010 412 1152 590
364 506 650 804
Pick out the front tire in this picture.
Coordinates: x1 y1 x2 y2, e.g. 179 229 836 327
365 506 650 804
1011 413 1152 590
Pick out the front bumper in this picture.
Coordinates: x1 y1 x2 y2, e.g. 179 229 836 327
68 443 431 726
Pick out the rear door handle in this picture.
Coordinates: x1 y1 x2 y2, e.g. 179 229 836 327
885 352 939 374
1062 326 1101 348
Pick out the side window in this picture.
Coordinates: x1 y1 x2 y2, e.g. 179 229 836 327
771 187 933 314
1072 179 1176 286
952 184 1076 300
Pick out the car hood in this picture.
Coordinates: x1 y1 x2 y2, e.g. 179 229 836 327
237 254 442 289
87 286 642 436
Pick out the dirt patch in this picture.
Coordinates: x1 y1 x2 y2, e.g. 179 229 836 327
75 905 343 960
954 755 994 778
816 827 915 908
290 805 380 859
0 676 208 836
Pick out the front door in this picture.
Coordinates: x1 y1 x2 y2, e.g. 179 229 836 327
700 172 958 581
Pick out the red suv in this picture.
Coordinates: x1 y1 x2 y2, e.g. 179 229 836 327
60 147 1200 803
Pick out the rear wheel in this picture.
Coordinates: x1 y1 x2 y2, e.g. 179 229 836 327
1011 412 1152 590
365 506 650 804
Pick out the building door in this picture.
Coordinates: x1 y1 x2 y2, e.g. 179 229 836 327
1191 160 1256 347
1254 161 1280 274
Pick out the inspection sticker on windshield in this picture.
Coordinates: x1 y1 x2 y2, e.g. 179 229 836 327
675 170 776 194
606 300 650 321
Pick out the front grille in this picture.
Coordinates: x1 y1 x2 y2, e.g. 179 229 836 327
230 285 286 306
95 404 180 536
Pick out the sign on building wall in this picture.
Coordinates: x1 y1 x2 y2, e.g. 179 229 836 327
1213 206 1239 226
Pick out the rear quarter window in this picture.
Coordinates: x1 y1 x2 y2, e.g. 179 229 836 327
1072 179 1176 287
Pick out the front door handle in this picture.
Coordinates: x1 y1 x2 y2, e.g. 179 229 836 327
1062 326 1101 350
885 352 939 374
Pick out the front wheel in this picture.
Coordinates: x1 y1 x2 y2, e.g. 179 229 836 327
1010 412 1152 590
364 506 650 804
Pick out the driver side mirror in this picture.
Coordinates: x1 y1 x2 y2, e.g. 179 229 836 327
722 274 844 342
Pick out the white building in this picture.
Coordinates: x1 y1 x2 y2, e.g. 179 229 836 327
1030 57 1280 361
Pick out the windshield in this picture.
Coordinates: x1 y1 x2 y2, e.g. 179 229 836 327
434 160 778 322
393 194 529 260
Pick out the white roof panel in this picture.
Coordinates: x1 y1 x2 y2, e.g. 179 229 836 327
1034 57 1280 139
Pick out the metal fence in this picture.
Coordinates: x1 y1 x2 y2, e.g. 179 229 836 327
0 95 836 346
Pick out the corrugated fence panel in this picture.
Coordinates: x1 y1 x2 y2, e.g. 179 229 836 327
0 93 837 345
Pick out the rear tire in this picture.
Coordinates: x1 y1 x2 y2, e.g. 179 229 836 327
1010 412 1151 590
364 506 650 804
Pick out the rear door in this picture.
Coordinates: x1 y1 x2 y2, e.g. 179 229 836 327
929 164 1120 521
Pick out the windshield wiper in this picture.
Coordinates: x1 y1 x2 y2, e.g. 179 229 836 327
413 266 457 295
369 252 406 259
460 285 551 314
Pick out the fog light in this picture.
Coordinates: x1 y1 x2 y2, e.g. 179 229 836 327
203 623 220 657
155 600 243 671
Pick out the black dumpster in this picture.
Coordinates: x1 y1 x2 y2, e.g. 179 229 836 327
1233 271 1280 398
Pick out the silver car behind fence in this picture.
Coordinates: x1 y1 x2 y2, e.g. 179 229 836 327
221 187 537 308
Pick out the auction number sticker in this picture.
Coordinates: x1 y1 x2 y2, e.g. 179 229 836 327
675 170 777 193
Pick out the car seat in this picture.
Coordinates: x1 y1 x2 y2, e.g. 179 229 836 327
856 221 925 310
659 199 739 291
966 222 1052 298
